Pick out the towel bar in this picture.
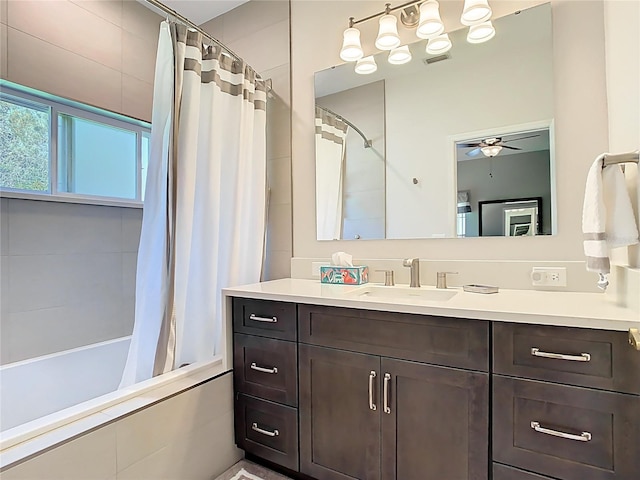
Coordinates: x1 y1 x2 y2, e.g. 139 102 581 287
602 150 639 167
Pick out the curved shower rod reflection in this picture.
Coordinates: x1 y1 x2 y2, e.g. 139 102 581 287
315 104 373 149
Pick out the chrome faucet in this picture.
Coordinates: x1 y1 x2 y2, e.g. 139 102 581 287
402 258 420 288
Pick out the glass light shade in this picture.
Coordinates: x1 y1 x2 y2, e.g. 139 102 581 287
340 27 364 61
417 1 445 39
375 14 401 50
388 45 412 65
467 20 495 43
460 0 492 26
426 34 452 54
355 56 378 74
481 145 502 157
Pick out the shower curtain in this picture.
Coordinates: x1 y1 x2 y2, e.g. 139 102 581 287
315 107 348 240
120 22 267 387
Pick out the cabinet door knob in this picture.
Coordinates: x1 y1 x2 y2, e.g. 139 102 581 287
383 373 391 414
531 348 590 362
249 313 278 323
368 371 377 411
252 422 279 437
250 362 278 374
530 421 591 442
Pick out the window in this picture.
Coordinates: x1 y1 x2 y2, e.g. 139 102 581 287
0 81 150 205
457 212 467 238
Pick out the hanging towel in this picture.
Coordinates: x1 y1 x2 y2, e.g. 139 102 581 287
582 153 639 290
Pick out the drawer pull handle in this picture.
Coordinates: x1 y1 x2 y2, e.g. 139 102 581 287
630 328 640 351
530 421 592 442
252 422 279 437
369 371 377 411
383 373 391 414
249 314 278 323
250 362 278 374
531 348 591 362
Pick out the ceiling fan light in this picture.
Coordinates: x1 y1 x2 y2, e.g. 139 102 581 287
467 20 495 44
481 145 502 157
375 14 401 50
461 0 493 26
426 34 452 54
417 0 445 39
355 55 378 74
340 27 364 62
388 45 412 65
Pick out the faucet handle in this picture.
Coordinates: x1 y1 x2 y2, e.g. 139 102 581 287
436 271 458 289
376 269 395 286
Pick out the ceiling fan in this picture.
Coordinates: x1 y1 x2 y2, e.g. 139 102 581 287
459 134 540 158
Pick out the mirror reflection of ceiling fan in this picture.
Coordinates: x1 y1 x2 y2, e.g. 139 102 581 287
460 134 541 158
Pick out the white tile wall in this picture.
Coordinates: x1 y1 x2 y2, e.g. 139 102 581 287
0 200 142 365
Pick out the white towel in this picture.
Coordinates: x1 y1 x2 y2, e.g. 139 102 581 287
582 153 639 290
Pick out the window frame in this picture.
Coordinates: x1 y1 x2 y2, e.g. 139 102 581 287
0 81 150 208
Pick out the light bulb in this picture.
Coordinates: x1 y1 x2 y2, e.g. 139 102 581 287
388 45 412 65
417 0 445 39
467 20 495 43
355 56 377 74
426 34 452 55
375 14 401 50
481 145 502 157
340 27 364 62
461 0 492 26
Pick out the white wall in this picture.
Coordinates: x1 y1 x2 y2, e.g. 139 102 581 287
201 0 292 281
317 80 386 240
291 0 609 262
1 374 241 480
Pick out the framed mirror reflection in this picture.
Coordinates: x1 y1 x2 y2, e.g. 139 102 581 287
314 2 555 240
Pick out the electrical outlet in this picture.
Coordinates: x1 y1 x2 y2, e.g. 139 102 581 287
531 267 567 287
311 262 329 278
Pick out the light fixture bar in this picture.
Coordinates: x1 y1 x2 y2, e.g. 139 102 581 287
350 0 424 27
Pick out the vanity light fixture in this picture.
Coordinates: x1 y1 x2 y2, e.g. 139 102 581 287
481 145 502 157
375 5 402 50
340 18 364 61
340 0 496 70
467 20 496 43
388 45 412 65
426 33 452 54
416 0 445 39
355 55 378 74
460 0 493 26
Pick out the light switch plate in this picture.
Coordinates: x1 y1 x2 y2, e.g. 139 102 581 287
531 267 567 287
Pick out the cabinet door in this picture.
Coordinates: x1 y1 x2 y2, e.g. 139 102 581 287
299 344 381 480
381 358 489 480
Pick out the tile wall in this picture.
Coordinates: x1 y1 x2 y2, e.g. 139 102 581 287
0 199 141 365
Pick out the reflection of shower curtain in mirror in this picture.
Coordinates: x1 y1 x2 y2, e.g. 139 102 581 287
315 107 348 240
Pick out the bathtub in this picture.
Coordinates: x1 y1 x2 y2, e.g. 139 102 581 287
0 337 130 433
0 335 225 462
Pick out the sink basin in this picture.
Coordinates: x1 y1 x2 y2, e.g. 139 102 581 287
347 285 458 302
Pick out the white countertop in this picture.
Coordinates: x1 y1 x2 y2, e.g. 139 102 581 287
223 278 640 331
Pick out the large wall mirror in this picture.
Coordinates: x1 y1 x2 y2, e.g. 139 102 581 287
314 2 555 240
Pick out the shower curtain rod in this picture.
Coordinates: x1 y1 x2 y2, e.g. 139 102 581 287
143 0 271 89
316 105 372 149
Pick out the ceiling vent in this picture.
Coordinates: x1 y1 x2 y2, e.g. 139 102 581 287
423 54 451 65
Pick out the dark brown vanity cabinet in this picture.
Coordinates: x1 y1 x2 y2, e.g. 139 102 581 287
492 323 640 480
298 305 489 480
232 298 300 471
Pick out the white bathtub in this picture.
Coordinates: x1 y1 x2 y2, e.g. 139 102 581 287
0 337 131 433
0 335 225 463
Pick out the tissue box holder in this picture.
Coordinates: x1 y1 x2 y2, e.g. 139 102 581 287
320 266 369 285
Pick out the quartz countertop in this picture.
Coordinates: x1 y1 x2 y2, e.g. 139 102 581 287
223 278 640 331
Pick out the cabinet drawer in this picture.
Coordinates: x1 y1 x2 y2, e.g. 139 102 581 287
234 334 297 406
493 323 640 394
299 305 489 371
233 298 296 341
493 464 554 480
235 394 299 472
493 376 640 480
